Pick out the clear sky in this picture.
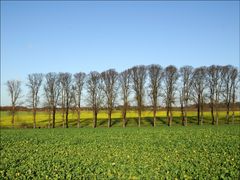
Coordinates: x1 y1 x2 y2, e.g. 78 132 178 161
1 1 239 106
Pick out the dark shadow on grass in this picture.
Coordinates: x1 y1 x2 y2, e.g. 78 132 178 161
172 117 181 125
38 119 50 123
80 118 92 127
134 118 138 125
187 116 202 125
144 117 154 126
123 118 139 127
111 118 121 127
157 117 167 125
98 119 107 127
125 119 129 127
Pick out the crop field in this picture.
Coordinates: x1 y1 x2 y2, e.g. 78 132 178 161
0 110 240 128
0 126 239 179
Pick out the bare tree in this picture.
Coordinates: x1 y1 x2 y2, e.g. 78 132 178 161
191 67 206 125
131 65 147 127
207 65 223 125
42 85 52 128
221 65 238 124
207 65 217 125
59 73 72 128
179 66 193 126
26 73 43 128
163 65 178 126
43 99 52 128
221 65 231 123
119 69 131 128
148 64 164 127
6 80 22 128
230 68 239 124
44 73 60 128
86 71 102 128
59 73 66 128
73 72 86 128
101 69 118 128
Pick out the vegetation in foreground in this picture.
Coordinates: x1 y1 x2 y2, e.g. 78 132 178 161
0 126 239 179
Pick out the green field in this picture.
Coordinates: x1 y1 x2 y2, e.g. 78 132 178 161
0 126 239 179
1 110 240 128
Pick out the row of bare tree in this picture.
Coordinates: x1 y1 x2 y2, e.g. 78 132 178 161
6 64 239 128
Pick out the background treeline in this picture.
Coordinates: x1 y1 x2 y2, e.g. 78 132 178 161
5 64 239 128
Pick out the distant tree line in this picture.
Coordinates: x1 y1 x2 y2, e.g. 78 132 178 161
6 64 239 128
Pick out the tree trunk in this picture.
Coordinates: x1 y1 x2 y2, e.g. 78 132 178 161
122 110 126 128
93 111 97 128
181 104 184 126
138 109 141 127
231 89 235 124
226 105 230 124
48 109 51 128
215 97 218 125
200 97 204 125
77 110 80 128
11 106 15 128
232 112 235 124
108 111 112 128
197 93 201 125
33 108 36 129
184 101 188 126
62 110 65 128
197 104 200 125
211 104 214 125
215 92 219 125
153 108 156 127
52 106 56 128
169 109 172 127
200 104 204 125
66 107 69 128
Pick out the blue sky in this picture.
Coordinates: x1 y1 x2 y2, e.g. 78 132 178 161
1 1 239 106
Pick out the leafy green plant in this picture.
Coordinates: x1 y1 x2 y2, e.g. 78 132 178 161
0 126 239 179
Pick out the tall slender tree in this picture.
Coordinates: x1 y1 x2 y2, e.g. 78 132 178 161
26 73 43 128
86 71 102 128
6 80 22 128
73 72 86 128
131 65 147 127
119 69 131 128
207 65 223 125
191 67 206 125
163 65 178 126
221 65 238 124
148 64 164 127
59 73 72 128
179 66 193 126
59 73 66 128
101 69 118 128
230 68 239 124
44 73 60 128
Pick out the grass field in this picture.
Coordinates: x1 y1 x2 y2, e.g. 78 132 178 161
0 110 240 128
0 126 239 179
